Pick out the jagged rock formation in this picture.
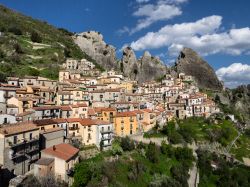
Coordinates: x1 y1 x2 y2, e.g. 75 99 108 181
73 31 118 70
121 47 167 83
175 48 223 91
121 47 138 80
219 85 250 123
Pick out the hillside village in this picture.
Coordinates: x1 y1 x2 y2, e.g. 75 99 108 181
0 56 222 186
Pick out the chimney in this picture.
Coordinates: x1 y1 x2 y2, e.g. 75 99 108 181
53 145 56 151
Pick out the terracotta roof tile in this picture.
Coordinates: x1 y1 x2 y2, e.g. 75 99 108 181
33 106 61 111
116 111 136 117
0 122 38 136
42 143 79 161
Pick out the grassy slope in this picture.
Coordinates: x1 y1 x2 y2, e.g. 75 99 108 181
0 5 99 80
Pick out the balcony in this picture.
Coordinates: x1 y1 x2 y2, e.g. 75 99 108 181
10 137 39 148
11 151 25 159
100 129 112 134
101 135 112 140
69 127 79 130
102 142 112 147
26 146 39 154
28 155 39 163
66 168 75 177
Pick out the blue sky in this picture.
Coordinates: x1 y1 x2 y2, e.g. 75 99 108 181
0 0 250 87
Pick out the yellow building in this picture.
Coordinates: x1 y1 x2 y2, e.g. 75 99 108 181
95 107 116 123
114 111 137 137
120 82 134 93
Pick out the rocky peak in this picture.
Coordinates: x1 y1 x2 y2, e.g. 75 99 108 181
73 31 118 70
122 46 137 64
175 47 223 90
121 47 167 83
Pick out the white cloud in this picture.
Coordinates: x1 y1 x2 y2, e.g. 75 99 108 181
117 26 129 35
216 63 250 88
131 3 182 34
130 15 250 56
131 15 222 50
119 0 187 35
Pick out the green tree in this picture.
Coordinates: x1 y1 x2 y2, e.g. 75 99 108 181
146 142 159 163
72 162 91 187
120 136 135 151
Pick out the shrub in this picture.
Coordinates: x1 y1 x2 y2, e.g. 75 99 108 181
146 142 159 163
111 140 123 155
14 43 23 54
168 131 183 144
72 162 92 187
120 137 135 151
31 31 42 43
0 48 5 58
8 26 22 35
161 141 174 157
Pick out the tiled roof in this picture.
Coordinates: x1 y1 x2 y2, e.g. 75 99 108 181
0 122 38 136
60 106 72 111
142 109 153 113
66 118 82 123
40 127 64 134
42 143 79 161
16 111 35 117
35 158 54 166
88 108 96 116
94 107 116 112
53 118 67 123
33 119 57 126
116 111 136 117
80 119 110 126
33 106 61 111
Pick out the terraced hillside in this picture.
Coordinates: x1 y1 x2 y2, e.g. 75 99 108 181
0 5 94 80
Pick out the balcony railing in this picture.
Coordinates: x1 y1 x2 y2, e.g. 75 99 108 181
101 135 112 140
26 146 39 154
10 137 39 148
100 129 112 134
66 168 75 176
69 127 79 130
11 151 25 159
102 142 112 147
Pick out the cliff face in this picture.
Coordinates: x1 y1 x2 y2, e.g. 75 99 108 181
73 31 118 70
74 33 167 83
175 48 223 91
121 47 167 83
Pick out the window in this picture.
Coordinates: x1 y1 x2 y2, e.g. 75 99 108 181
29 133 32 140
13 136 17 144
3 118 7 124
102 127 104 132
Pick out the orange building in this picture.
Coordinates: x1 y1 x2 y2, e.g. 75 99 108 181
114 111 138 136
